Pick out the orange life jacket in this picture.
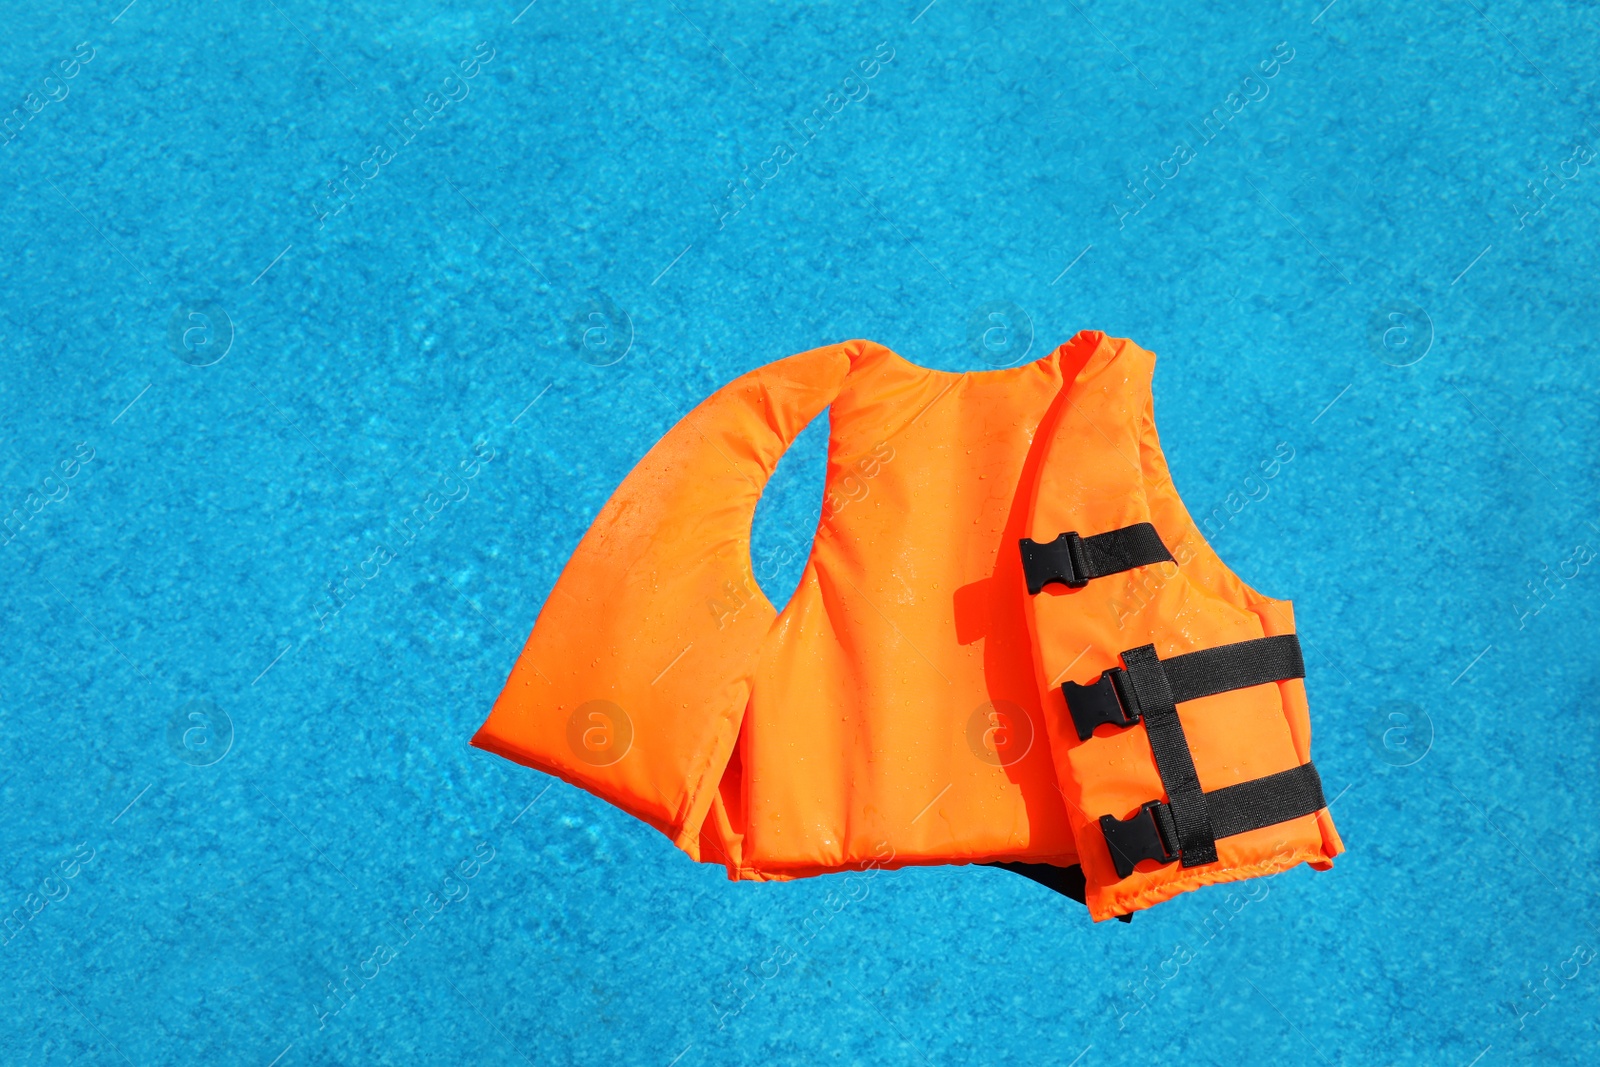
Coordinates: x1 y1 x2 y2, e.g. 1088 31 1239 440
472 332 1342 918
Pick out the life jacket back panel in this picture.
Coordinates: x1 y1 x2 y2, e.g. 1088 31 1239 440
735 341 1084 875
472 344 848 855
475 340 1086 876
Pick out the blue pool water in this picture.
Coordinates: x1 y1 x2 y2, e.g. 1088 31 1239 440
3 0 1599 1063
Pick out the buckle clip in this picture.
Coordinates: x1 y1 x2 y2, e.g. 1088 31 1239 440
1019 531 1090 594
1099 801 1178 879
1061 667 1141 741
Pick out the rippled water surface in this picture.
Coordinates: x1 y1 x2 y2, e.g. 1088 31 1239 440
2 1 1598 1064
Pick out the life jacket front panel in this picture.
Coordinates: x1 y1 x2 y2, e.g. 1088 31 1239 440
1021 332 1342 920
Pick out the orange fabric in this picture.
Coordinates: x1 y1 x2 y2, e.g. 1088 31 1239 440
1021 333 1342 919
471 344 844 856
473 340 1084 877
473 332 1342 915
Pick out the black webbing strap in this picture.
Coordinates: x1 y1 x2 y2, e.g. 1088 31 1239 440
1099 762 1327 879
1019 523 1173 594
1208 762 1327 839
1162 635 1305 706
984 862 1134 922
1061 635 1308 869
1120 644 1216 867
1061 635 1305 741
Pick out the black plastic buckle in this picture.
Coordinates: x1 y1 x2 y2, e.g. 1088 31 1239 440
1061 667 1141 741
1019 531 1090 594
1099 801 1179 879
